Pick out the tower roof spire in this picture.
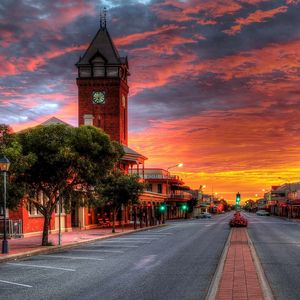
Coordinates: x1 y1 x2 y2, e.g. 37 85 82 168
100 7 107 29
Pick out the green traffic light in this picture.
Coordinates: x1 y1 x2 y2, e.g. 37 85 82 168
160 205 166 211
182 204 187 211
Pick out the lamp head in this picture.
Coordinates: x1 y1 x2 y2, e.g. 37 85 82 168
177 163 183 168
0 156 10 172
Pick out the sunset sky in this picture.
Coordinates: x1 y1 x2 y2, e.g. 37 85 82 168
1 0 300 202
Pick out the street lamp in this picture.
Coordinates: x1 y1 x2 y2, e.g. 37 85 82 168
0 156 10 254
165 163 183 222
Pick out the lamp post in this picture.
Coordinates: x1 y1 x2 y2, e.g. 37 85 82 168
0 156 10 254
166 163 183 222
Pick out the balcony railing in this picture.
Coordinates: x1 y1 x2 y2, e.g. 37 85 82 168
167 194 192 201
0 219 22 238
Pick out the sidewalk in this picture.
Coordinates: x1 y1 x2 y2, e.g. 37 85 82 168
216 227 264 300
0 224 161 263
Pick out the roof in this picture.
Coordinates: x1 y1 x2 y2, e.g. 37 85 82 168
41 117 71 126
122 145 147 163
77 27 125 66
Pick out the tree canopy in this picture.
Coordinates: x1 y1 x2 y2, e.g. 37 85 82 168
3 124 124 245
99 170 145 232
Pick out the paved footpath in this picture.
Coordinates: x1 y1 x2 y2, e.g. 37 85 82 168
0 224 158 262
216 227 264 300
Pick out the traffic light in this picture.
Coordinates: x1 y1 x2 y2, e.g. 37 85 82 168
182 204 188 211
236 192 241 205
160 203 166 212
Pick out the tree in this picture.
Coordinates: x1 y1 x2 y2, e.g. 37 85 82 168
0 124 34 209
99 170 145 233
7 124 123 246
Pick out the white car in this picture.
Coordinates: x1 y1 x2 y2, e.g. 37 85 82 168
256 210 270 216
199 212 212 218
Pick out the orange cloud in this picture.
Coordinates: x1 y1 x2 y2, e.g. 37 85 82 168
115 24 185 46
224 6 288 35
196 39 300 83
0 44 87 77
151 0 242 24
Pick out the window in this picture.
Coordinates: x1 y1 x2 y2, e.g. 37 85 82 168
93 66 105 77
79 67 91 77
147 184 153 192
84 114 93 126
107 67 118 77
55 198 65 215
28 191 47 216
157 184 162 194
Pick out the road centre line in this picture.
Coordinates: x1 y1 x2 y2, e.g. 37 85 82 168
0 279 32 288
71 249 124 253
7 263 75 272
39 255 104 261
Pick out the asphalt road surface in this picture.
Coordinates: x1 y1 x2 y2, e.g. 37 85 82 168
0 213 231 300
246 212 300 300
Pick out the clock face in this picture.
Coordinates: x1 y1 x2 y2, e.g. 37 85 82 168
92 91 105 104
122 95 126 108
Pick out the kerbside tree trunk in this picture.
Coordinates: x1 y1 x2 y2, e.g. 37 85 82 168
112 208 117 233
42 212 52 246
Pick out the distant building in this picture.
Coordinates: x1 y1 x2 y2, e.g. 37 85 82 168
132 168 194 219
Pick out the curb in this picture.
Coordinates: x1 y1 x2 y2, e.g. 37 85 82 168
0 224 167 264
246 230 274 300
205 228 232 300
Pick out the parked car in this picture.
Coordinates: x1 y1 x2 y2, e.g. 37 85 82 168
256 210 270 216
198 212 212 218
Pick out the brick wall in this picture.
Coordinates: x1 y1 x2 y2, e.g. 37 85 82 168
77 77 129 145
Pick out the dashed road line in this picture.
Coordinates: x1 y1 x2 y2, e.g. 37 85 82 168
99 240 151 244
40 255 104 261
92 245 139 248
0 279 32 288
7 262 75 272
113 237 159 240
155 226 177 232
71 249 124 253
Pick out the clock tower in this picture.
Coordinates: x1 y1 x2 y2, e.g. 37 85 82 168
76 15 129 145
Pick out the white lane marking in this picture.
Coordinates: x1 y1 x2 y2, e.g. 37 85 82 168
92 245 139 248
249 221 296 224
0 279 32 288
40 255 104 261
113 237 159 240
7 263 75 272
99 240 151 244
205 224 213 227
71 249 124 253
132 233 173 235
156 226 177 232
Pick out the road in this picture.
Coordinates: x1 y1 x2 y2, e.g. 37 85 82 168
246 212 300 300
0 213 231 300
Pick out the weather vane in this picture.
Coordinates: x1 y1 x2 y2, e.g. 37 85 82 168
100 7 107 29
